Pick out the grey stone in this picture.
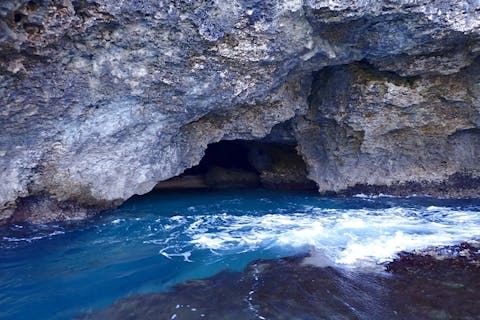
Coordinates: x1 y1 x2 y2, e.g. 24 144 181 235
1 0 480 223
296 62 480 195
248 143 316 190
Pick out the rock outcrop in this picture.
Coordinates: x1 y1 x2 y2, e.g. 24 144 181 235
296 61 480 196
81 251 480 320
1 0 480 223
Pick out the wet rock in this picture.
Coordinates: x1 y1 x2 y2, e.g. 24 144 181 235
9 193 107 224
80 250 480 320
386 241 480 273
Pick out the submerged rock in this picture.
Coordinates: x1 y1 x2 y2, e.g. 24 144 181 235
80 247 480 320
386 241 480 273
1 1 480 222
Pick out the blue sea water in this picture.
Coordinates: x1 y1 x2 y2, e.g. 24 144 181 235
1 189 480 320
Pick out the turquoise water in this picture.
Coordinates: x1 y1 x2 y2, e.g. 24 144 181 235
1 189 480 320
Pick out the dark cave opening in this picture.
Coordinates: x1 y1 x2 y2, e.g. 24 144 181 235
184 140 258 175
155 139 317 191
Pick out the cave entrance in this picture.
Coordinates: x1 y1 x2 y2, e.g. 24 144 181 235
155 140 317 191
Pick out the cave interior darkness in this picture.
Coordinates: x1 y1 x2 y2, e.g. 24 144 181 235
154 139 317 191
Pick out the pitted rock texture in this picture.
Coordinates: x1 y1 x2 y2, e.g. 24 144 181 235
296 61 480 195
1 0 480 223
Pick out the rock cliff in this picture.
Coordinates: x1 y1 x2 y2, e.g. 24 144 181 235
1 0 479 223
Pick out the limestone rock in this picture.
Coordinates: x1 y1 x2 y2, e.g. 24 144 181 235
248 143 316 190
1 0 480 223
296 62 480 195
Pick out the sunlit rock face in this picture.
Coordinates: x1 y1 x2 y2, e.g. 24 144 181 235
1 0 480 223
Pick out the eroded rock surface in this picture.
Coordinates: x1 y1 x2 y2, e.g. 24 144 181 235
296 61 480 195
80 250 480 320
1 0 480 223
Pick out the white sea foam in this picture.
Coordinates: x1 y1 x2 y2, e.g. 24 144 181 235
353 193 398 199
153 205 480 267
159 248 193 262
2 230 65 244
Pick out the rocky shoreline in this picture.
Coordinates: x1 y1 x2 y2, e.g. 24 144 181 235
80 242 480 320
1 1 480 223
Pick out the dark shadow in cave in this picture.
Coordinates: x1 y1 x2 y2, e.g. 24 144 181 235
155 139 317 191
184 141 258 175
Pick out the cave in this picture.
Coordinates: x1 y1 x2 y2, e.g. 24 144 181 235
154 139 317 191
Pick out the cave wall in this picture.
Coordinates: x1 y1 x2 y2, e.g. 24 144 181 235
157 139 315 191
295 61 480 196
1 0 480 223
